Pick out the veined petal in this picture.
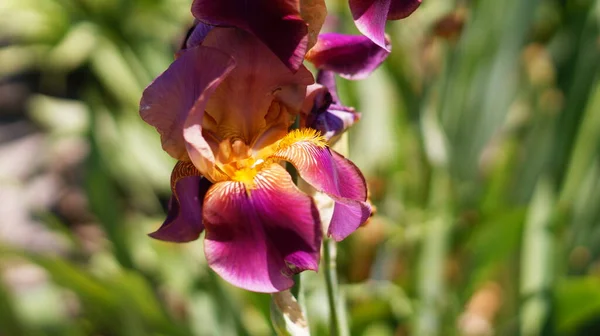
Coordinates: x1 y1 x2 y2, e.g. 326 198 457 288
150 161 211 242
270 129 371 241
192 0 308 71
203 164 321 292
306 33 390 80
140 46 235 162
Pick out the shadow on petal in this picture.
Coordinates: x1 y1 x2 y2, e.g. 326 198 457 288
150 175 212 243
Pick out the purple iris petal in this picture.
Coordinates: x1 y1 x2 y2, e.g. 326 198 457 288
304 71 360 141
316 70 338 102
183 21 214 49
150 175 212 242
272 139 371 241
308 104 360 141
140 46 235 161
191 0 308 72
306 33 390 80
202 164 321 293
349 0 420 49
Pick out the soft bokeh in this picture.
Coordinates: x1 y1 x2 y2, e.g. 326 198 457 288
1 0 599 335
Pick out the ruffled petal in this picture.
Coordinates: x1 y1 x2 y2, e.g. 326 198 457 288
203 164 322 292
139 46 235 162
270 130 371 241
150 161 211 242
306 33 390 80
191 0 308 71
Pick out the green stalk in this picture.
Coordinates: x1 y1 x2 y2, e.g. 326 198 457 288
520 177 555 336
323 238 348 336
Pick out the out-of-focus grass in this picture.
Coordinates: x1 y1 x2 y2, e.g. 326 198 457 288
0 0 599 335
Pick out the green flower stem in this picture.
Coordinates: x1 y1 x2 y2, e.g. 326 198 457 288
323 238 348 336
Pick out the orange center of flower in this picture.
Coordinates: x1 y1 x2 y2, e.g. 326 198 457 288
213 128 327 190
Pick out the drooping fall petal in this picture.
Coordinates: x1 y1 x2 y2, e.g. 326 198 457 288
271 130 371 241
192 0 309 71
139 46 235 162
306 33 390 80
349 0 420 49
150 162 212 242
203 164 322 292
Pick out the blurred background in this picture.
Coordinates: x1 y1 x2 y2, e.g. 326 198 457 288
0 0 599 335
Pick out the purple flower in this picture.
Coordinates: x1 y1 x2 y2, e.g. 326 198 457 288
302 71 360 143
349 0 421 49
140 28 370 292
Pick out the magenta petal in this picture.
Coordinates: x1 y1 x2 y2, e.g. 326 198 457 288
191 0 308 71
306 33 390 80
202 164 321 292
140 46 235 160
349 0 391 49
272 136 371 241
150 176 212 242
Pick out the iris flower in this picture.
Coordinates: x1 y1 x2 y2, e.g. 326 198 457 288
140 28 371 292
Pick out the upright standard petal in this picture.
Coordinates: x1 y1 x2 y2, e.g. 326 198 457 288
201 28 313 144
271 129 371 241
192 0 308 71
140 46 235 161
306 33 390 80
203 164 322 292
349 0 420 49
150 161 212 242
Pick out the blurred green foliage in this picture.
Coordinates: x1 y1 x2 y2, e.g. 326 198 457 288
0 0 599 335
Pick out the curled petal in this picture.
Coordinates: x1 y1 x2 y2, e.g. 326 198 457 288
306 33 390 80
150 162 211 242
349 0 420 49
192 0 309 71
140 46 235 162
203 164 322 292
271 130 371 240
